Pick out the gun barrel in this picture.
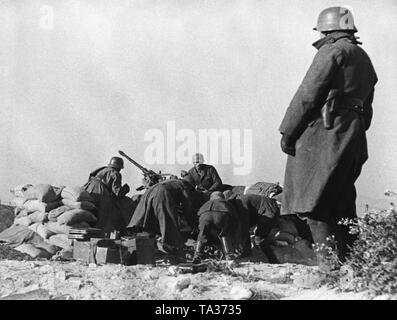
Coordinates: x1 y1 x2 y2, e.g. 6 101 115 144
118 150 149 173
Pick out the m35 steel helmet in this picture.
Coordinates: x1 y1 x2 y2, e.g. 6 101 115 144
314 6 357 33
192 153 204 165
108 156 124 170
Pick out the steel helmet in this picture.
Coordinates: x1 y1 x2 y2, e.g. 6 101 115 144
108 156 124 170
314 6 357 33
192 153 204 164
210 191 224 201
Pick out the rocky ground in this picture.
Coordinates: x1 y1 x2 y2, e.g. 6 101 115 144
0 253 392 300
1 204 395 301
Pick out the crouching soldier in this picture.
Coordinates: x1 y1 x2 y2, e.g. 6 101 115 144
82 156 132 235
126 177 198 256
227 193 280 262
193 192 242 263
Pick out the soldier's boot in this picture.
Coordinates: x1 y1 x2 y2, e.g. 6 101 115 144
238 245 252 259
220 236 236 261
192 241 205 264
307 219 337 269
255 236 279 264
238 236 252 258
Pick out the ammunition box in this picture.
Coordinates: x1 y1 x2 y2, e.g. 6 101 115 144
121 237 156 265
72 236 155 266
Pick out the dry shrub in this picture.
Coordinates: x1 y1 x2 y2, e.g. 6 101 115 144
337 208 397 295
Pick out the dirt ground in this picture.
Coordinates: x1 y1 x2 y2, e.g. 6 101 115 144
0 255 392 300
1 205 395 301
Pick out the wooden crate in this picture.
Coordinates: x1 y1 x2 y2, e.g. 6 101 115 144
72 237 154 265
121 237 156 265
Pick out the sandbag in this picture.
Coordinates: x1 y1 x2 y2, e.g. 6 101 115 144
23 200 61 213
48 234 73 250
231 185 246 196
53 185 65 199
48 205 71 221
12 197 27 208
10 184 33 198
61 199 96 211
61 186 94 203
14 243 52 259
0 224 44 248
13 216 33 227
15 208 29 218
28 223 55 239
245 182 282 198
22 184 61 203
267 228 296 245
28 211 49 223
270 239 316 266
46 221 91 235
57 209 97 226
35 241 60 255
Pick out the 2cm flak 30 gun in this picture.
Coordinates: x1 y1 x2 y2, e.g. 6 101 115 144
118 150 175 191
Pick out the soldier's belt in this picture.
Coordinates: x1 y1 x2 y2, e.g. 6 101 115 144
319 96 364 130
339 97 364 114
340 105 364 114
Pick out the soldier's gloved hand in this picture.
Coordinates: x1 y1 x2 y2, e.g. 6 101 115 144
280 134 296 156
122 184 130 194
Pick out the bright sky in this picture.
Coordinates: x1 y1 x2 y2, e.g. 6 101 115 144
1 0 396 205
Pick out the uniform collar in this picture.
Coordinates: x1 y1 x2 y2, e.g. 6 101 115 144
312 31 362 50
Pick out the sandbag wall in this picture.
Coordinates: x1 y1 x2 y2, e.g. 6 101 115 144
5 184 98 258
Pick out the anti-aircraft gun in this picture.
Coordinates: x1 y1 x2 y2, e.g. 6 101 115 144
118 150 175 191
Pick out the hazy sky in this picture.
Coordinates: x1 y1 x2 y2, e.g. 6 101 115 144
1 0 396 204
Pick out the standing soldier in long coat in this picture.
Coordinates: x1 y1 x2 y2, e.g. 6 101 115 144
279 7 377 261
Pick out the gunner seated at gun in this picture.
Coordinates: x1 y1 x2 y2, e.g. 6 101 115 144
186 153 223 194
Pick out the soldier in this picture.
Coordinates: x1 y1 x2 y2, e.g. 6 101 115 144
227 193 280 262
82 157 132 234
193 191 241 263
187 153 223 194
126 177 198 256
279 7 377 262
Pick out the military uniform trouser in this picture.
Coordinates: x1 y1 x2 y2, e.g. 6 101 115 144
197 211 232 245
306 186 358 262
301 149 362 262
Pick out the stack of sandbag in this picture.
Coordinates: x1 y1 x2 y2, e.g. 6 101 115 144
11 184 64 229
0 224 60 259
46 186 98 251
60 186 96 211
6 184 99 255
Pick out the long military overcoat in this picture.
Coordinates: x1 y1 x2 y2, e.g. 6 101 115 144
126 179 195 250
279 32 377 218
